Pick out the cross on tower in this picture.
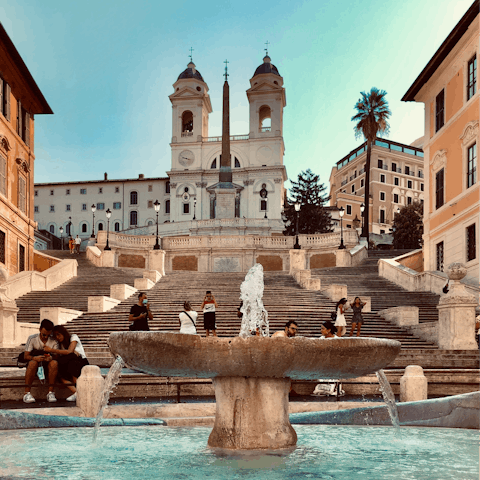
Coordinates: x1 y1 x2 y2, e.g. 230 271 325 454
224 59 229 80
264 41 270 56
189 47 194 62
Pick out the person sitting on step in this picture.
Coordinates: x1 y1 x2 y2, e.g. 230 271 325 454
23 319 59 404
43 325 89 402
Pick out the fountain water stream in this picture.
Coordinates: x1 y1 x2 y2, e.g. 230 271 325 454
376 369 400 427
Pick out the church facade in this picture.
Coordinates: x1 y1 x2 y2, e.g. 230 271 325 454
34 55 289 240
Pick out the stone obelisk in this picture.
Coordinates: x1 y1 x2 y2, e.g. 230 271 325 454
215 60 236 219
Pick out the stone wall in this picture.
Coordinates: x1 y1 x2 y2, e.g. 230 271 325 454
310 253 336 269
118 254 146 269
255 255 283 271
172 255 198 271
397 249 424 272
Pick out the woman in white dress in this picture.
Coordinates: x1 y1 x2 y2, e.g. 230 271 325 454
179 301 198 335
334 298 348 337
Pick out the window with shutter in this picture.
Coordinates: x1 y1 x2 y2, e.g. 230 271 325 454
16 99 22 136
0 230 5 264
5 83 10 121
435 169 444 209
24 111 30 146
0 154 6 196
18 176 26 213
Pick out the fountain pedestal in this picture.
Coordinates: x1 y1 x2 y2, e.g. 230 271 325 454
208 376 296 450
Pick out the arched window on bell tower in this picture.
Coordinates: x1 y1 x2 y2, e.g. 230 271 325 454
259 105 271 133
182 111 193 137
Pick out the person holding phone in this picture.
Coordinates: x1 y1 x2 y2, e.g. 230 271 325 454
128 292 152 331
201 290 218 337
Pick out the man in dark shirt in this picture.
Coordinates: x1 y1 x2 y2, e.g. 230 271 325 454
129 292 153 331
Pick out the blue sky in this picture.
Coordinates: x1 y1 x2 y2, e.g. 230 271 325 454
1 0 474 191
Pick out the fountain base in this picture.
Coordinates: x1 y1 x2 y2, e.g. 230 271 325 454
208 376 297 450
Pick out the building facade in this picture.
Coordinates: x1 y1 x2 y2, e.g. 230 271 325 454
402 0 478 282
0 24 52 274
35 55 289 240
329 138 425 235
34 174 170 241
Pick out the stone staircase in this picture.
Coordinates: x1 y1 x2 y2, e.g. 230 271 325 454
1 249 478 374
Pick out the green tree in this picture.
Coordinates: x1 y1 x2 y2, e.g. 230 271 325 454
352 87 391 243
392 202 423 249
283 169 332 235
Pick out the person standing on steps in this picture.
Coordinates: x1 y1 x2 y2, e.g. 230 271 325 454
349 297 367 337
74 235 81 254
128 292 152 331
179 301 198 334
334 298 348 337
68 236 75 255
201 291 218 337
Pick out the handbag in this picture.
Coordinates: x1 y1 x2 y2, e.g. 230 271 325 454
330 312 337 321
183 311 197 333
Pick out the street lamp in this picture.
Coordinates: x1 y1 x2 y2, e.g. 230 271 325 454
338 206 346 249
193 198 196 220
360 203 365 231
294 202 301 249
397 207 401 215
91 204 96 238
104 208 112 251
59 226 64 250
153 200 161 250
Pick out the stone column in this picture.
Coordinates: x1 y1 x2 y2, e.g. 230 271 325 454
437 263 478 350
289 249 307 274
148 249 166 276
102 249 116 267
76 365 105 417
335 249 352 267
208 376 297 450
400 365 427 402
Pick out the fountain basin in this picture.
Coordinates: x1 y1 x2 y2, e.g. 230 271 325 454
107 332 401 380
108 332 401 450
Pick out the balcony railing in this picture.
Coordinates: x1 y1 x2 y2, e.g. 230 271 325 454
260 127 271 133
418 172 424 178
203 134 250 142
341 179 348 186
181 131 193 137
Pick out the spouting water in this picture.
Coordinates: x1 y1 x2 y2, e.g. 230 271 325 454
376 369 400 427
238 263 269 338
93 355 125 440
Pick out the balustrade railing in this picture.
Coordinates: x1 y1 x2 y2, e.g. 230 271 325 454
181 131 193 137
203 134 250 142
260 127 271 132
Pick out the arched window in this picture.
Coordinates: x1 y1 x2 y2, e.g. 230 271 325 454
234 157 240 168
130 211 138 226
114 222 120 232
130 191 138 205
259 105 271 132
211 158 217 169
81 223 88 233
165 200 170 214
98 222 104 231
147 220 153 226
182 111 193 135
49 225 55 234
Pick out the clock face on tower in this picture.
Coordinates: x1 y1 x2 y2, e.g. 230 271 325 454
179 150 195 167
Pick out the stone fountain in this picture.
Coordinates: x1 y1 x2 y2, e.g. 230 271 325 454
108 264 401 450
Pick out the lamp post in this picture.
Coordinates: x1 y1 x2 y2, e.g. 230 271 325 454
360 203 365 232
397 207 401 215
153 200 161 250
193 199 196 220
91 204 96 238
59 226 64 250
338 206 346 249
104 208 112 251
293 202 301 249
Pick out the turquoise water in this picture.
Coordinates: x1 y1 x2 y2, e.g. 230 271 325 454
1 425 478 479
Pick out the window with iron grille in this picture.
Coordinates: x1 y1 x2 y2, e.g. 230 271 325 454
467 54 477 101
435 90 445 132
18 176 26 213
466 224 476 262
0 154 6 196
436 241 444 271
435 169 444 209
19 244 25 272
467 143 476 189
0 230 5 264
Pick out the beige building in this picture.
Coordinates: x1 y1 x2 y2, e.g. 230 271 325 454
0 24 52 275
329 138 425 235
402 0 478 281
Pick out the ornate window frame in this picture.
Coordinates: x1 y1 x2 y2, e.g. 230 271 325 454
460 120 478 190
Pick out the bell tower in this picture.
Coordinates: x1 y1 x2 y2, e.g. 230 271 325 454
246 54 286 141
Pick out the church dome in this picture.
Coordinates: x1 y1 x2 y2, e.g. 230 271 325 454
253 55 281 77
177 61 205 82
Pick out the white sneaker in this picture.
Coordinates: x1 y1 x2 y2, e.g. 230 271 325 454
66 393 77 402
23 393 36 404
47 392 57 403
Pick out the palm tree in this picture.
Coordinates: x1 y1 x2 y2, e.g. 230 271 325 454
352 88 391 243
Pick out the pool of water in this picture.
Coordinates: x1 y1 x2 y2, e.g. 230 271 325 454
1 425 478 479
